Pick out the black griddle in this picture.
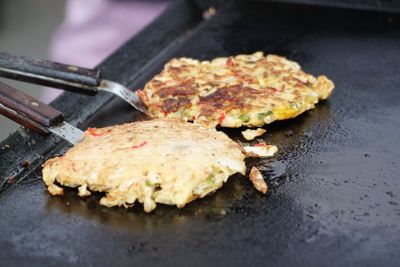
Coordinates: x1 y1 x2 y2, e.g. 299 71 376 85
1 1 400 266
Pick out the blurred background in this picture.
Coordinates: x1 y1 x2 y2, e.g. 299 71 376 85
0 0 64 140
0 0 169 141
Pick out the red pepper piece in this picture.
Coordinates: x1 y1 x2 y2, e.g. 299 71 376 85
218 113 226 124
87 128 112 137
131 141 148 150
254 142 267 147
226 58 235 67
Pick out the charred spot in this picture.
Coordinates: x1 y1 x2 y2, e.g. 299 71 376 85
157 80 197 98
158 86 196 98
201 107 218 117
200 87 232 102
200 85 263 103
168 66 192 75
176 97 192 109
161 98 179 114
199 85 262 116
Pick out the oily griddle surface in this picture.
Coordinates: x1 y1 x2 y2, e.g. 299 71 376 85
1 2 400 266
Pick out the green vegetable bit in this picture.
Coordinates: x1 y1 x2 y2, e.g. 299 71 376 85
181 110 191 118
257 111 273 120
145 180 160 187
239 114 250 122
206 175 214 184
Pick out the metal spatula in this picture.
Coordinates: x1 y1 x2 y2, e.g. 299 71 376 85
0 52 148 114
0 81 83 145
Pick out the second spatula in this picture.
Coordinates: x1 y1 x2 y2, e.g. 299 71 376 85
0 81 84 145
0 52 148 114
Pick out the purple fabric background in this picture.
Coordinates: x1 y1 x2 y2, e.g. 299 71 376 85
44 0 169 102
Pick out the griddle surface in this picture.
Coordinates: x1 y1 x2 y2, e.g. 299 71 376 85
1 2 400 266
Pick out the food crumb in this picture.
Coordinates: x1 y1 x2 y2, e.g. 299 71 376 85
249 167 268 194
7 176 15 184
20 160 30 168
241 128 267 140
243 141 278 158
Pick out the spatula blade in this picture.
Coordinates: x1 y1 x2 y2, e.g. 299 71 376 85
49 122 84 145
99 80 148 114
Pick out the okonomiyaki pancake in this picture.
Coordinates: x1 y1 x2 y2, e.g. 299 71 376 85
137 52 334 128
42 118 247 213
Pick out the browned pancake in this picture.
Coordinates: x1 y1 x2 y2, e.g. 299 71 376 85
137 52 334 128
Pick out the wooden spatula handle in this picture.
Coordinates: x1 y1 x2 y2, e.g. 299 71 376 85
0 52 101 94
0 82 64 135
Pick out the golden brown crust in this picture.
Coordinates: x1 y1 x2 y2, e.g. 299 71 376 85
138 52 335 128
